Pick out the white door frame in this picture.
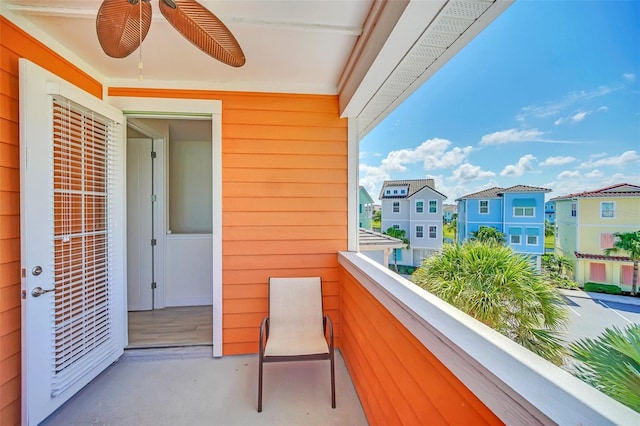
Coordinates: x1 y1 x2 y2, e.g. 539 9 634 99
109 97 223 357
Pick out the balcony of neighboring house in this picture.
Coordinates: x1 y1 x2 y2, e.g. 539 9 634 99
41 253 637 425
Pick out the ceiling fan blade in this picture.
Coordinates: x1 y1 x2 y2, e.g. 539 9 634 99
159 0 246 67
96 0 152 58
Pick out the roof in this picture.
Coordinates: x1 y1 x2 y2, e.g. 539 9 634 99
358 228 406 250
551 183 640 201
455 186 503 201
575 251 632 262
359 186 374 204
379 179 447 200
498 185 552 194
456 185 551 201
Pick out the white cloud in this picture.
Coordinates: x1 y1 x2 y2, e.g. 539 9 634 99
540 156 576 167
624 73 636 82
516 86 619 123
500 154 536 177
579 150 640 169
557 170 581 180
584 169 603 178
570 111 589 123
450 163 496 183
480 129 544 145
359 138 474 201
590 152 608 159
597 106 608 112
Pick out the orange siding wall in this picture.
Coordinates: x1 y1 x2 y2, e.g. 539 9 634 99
0 17 103 425
339 266 503 425
109 88 348 355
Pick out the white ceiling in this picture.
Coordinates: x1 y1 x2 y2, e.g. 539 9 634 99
2 0 512 135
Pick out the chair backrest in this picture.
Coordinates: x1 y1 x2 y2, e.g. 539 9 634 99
268 277 324 337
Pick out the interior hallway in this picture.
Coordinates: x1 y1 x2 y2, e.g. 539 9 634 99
128 305 213 347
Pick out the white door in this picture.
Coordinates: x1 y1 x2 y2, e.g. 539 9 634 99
19 59 126 425
126 138 153 311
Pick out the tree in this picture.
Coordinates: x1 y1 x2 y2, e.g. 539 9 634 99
604 230 640 296
569 324 640 412
384 227 409 272
470 226 506 245
541 253 574 278
446 213 458 242
412 242 568 364
545 219 554 237
372 209 382 223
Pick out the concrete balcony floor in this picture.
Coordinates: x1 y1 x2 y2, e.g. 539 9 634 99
42 347 368 425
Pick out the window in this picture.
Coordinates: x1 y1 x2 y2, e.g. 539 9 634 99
392 224 400 230
526 228 538 245
479 200 489 214
393 189 398 195
429 200 437 214
590 263 606 282
571 203 577 217
514 207 535 217
601 202 615 218
415 200 424 213
392 202 400 213
509 227 522 244
401 189 406 194
428 225 437 239
416 225 424 238
600 233 615 249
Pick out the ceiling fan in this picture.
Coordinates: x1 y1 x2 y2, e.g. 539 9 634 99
96 0 245 67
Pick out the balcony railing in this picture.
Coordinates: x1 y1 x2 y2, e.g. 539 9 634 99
338 251 638 425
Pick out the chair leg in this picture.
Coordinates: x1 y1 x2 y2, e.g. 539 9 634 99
330 351 336 409
258 356 263 412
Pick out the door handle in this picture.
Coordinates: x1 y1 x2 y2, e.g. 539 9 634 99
31 287 55 297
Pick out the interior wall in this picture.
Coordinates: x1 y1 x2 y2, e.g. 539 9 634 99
0 16 104 425
169 139 213 234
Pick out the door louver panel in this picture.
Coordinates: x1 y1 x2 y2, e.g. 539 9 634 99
50 96 118 397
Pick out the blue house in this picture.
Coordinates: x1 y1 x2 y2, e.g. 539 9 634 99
545 200 556 224
456 185 552 269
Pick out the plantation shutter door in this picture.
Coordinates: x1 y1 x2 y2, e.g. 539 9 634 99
20 58 125 425
50 95 119 395
590 263 606 283
622 265 634 285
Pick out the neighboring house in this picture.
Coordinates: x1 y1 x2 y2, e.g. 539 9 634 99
545 200 556 224
379 179 447 267
552 183 640 290
443 204 457 223
456 185 551 269
359 186 375 230
359 228 407 267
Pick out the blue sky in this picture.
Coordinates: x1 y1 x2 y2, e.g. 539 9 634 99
359 0 640 204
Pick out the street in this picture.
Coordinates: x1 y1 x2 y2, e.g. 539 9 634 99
561 291 640 345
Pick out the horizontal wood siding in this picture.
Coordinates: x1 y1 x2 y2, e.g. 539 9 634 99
108 88 348 355
339 265 502 426
0 17 104 425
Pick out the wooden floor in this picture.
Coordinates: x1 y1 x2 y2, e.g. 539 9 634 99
127 305 213 348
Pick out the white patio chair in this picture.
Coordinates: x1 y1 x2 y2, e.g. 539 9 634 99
257 276 335 412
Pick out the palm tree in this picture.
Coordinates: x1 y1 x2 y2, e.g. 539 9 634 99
542 253 574 278
412 242 568 364
384 227 409 272
470 226 506 245
569 324 640 412
446 213 458 242
545 219 554 237
604 230 640 296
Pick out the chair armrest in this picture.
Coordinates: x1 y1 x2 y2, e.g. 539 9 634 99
259 317 269 355
323 315 334 350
